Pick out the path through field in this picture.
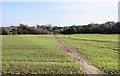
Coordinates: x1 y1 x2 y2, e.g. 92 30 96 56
55 36 104 74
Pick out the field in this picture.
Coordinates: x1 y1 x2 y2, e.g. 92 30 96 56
2 35 81 74
1 34 119 74
59 34 119 74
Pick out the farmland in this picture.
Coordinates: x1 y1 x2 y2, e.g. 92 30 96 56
59 34 119 74
2 35 81 74
1 34 119 74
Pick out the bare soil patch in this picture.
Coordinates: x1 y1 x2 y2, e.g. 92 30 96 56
55 36 104 74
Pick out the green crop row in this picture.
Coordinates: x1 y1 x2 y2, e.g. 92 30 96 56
2 35 82 74
2 62 81 74
59 34 119 74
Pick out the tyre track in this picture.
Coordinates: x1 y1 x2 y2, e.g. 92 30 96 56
55 36 104 74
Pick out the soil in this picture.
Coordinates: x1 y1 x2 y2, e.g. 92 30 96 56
55 36 104 74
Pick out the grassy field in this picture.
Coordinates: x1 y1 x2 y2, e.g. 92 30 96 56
59 34 119 74
2 35 82 74
2 34 119 74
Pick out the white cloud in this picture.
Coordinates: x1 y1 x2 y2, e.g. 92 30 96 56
50 2 118 11
1 0 119 2
2 0 118 26
54 13 117 25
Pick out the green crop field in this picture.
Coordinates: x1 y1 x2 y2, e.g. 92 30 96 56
2 35 81 74
1 34 119 74
59 34 119 74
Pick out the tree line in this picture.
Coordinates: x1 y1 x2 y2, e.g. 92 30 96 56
0 21 120 35
0 24 52 35
61 21 120 34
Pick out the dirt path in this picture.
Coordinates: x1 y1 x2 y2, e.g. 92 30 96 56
55 36 104 74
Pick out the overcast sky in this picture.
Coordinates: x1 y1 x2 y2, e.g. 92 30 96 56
1 0 119 26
